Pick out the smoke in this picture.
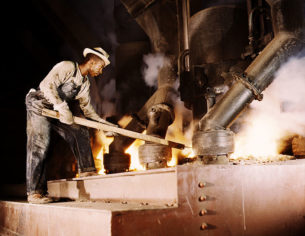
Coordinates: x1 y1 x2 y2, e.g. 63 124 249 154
142 53 169 88
250 54 305 136
232 52 305 157
166 79 194 146
141 53 193 149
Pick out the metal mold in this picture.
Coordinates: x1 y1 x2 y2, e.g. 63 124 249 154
138 143 172 169
104 152 131 174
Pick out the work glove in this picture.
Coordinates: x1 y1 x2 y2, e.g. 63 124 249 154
104 131 118 137
95 117 118 137
54 101 74 125
95 117 118 127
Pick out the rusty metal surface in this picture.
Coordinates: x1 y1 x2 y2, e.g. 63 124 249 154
48 167 177 205
0 201 112 236
0 200 177 236
292 136 305 157
111 159 305 236
139 143 172 169
192 129 235 156
2 160 305 235
104 152 131 173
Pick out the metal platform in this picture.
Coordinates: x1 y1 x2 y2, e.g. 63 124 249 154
47 167 178 206
1 159 305 236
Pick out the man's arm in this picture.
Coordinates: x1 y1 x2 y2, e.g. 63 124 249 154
76 81 116 126
39 61 75 124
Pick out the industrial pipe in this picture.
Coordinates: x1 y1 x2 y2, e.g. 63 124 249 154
194 0 304 156
181 0 190 72
198 0 304 131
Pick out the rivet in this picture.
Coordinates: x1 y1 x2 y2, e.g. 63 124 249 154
198 195 207 202
199 209 207 216
198 182 206 188
200 222 208 230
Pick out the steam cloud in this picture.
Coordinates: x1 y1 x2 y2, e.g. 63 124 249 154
142 53 169 88
141 53 193 148
250 54 305 136
233 52 305 158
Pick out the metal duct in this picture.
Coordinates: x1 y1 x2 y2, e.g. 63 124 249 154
197 0 304 132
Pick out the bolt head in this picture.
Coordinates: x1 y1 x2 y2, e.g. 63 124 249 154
199 209 207 216
200 222 208 230
199 195 207 201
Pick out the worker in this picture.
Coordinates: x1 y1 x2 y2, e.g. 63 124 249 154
25 47 116 204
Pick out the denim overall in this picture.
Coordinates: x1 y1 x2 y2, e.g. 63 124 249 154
25 63 96 195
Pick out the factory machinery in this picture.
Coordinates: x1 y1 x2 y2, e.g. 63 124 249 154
1 0 305 235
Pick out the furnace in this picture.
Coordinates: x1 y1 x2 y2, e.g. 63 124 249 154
2 0 305 235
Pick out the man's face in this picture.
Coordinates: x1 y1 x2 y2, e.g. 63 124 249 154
89 59 105 77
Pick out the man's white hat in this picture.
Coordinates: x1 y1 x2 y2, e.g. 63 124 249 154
83 47 110 66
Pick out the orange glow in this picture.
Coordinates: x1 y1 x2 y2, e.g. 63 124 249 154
122 104 194 170
125 137 146 171
118 115 132 127
95 149 106 175
93 106 195 174
166 102 194 166
92 115 134 174
118 115 146 171
92 130 114 175
230 111 291 162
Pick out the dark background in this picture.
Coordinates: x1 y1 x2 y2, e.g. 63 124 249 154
0 0 212 189
0 0 151 191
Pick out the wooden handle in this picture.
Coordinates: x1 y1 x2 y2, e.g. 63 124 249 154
41 108 189 150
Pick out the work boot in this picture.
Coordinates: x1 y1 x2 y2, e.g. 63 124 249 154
78 171 99 178
27 193 54 204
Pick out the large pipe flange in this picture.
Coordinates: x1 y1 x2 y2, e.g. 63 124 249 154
138 143 172 169
192 129 234 163
104 152 131 174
